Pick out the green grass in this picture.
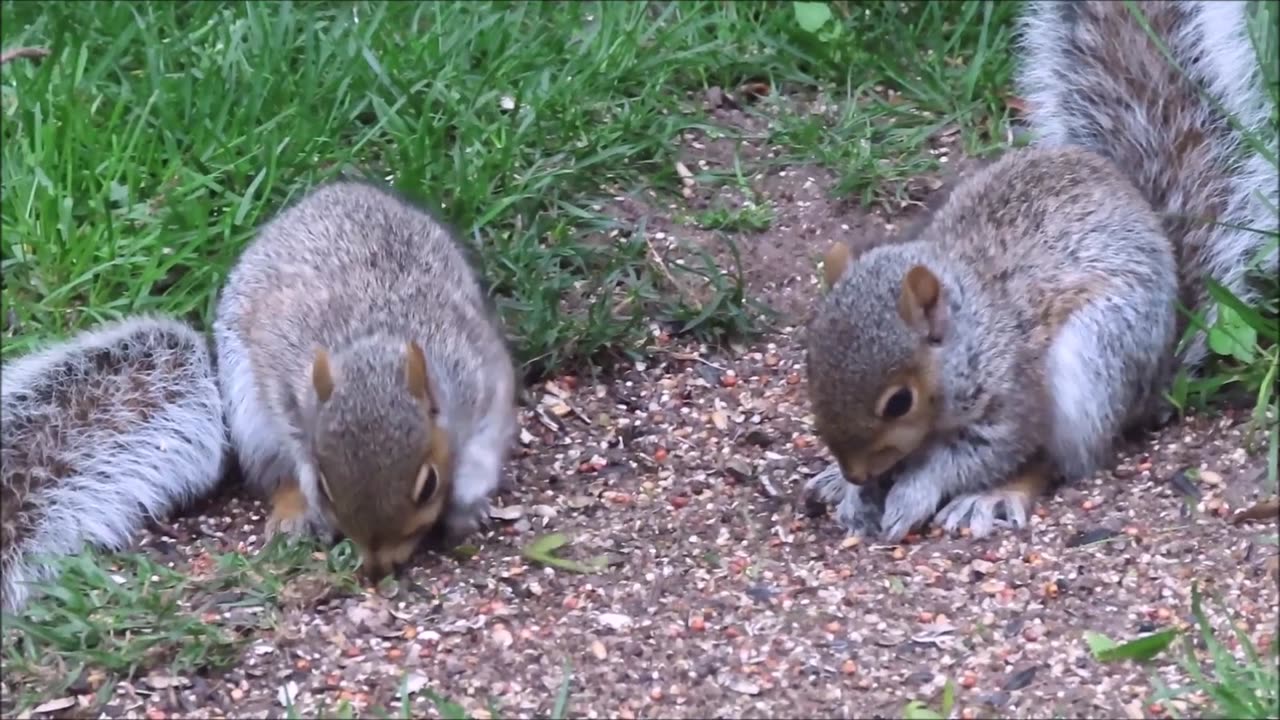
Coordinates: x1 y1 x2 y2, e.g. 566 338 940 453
0 535 362 716
0 0 1021 379
1082 585 1280 720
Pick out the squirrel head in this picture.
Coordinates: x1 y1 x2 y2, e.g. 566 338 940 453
806 241 949 485
302 339 451 581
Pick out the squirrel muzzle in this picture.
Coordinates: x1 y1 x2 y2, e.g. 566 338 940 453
357 536 421 583
835 444 906 486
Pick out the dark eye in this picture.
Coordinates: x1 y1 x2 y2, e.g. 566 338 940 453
413 464 440 506
880 388 914 419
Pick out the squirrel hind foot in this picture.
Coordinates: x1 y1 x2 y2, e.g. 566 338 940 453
935 490 1031 538
935 462 1054 538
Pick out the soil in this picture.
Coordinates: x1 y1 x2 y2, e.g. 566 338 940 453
4 94 1277 720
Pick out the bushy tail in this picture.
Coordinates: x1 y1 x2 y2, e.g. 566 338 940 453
1018 0 1278 372
0 316 228 614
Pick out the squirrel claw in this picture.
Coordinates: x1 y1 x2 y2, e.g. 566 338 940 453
935 490 1030 539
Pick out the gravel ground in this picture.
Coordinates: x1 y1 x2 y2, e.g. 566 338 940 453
31 331 1277 720
6 100 1278 720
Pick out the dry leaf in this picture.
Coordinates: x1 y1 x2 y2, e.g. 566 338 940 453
489 504 526 521
30 697 76 715
277 681 300 708
491 625 514 648
738 81 771 101
1231 497 1279 525
0 46 51 65
145 672 190 690
597 612 633 630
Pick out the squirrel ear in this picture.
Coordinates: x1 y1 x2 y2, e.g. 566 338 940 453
897 265 948 342
405 341 433 403
312 348 335 403
821 242 854 291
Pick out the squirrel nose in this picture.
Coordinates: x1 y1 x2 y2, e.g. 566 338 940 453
359 548 401 583
841 461 869 485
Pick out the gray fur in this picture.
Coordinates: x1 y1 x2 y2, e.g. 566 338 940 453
1 316 227 614
214 180 517 545
807 0 1274 542
808 148 1177 542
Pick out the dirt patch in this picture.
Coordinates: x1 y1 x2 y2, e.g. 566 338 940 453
607 93 988 324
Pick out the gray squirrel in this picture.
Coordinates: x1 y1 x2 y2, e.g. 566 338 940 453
803 0 1278 542
1 316 226 613
213 180 517 581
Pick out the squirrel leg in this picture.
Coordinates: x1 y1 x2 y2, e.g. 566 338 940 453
802 462 882 537
1044 292 1175 482
440 434 507 544
934 456 1055 538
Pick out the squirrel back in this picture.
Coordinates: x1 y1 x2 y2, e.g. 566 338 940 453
1019 0 1278 371
803 0 1273 542
1 316 227 613
214 180 517 578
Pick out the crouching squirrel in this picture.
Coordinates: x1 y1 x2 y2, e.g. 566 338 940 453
213 180 518 581
803 0 1278 542
1 316 227 613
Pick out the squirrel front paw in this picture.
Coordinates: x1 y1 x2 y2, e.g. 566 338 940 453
880 476 943 543
439 498 493 546
803 463 882 537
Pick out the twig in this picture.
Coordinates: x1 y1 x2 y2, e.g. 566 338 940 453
0 46 51 66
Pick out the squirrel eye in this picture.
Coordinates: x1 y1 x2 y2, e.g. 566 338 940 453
880 387 914 419
413 464 440 506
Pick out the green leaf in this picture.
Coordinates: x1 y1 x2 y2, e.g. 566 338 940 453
423 691 471 720
1208 303 1258 363
1084 630 1120 657
521 533 608 574
1206 278 1277 344
940 677 955 715
793 2 833 33
1085 628 1181 663
902 700 945 720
